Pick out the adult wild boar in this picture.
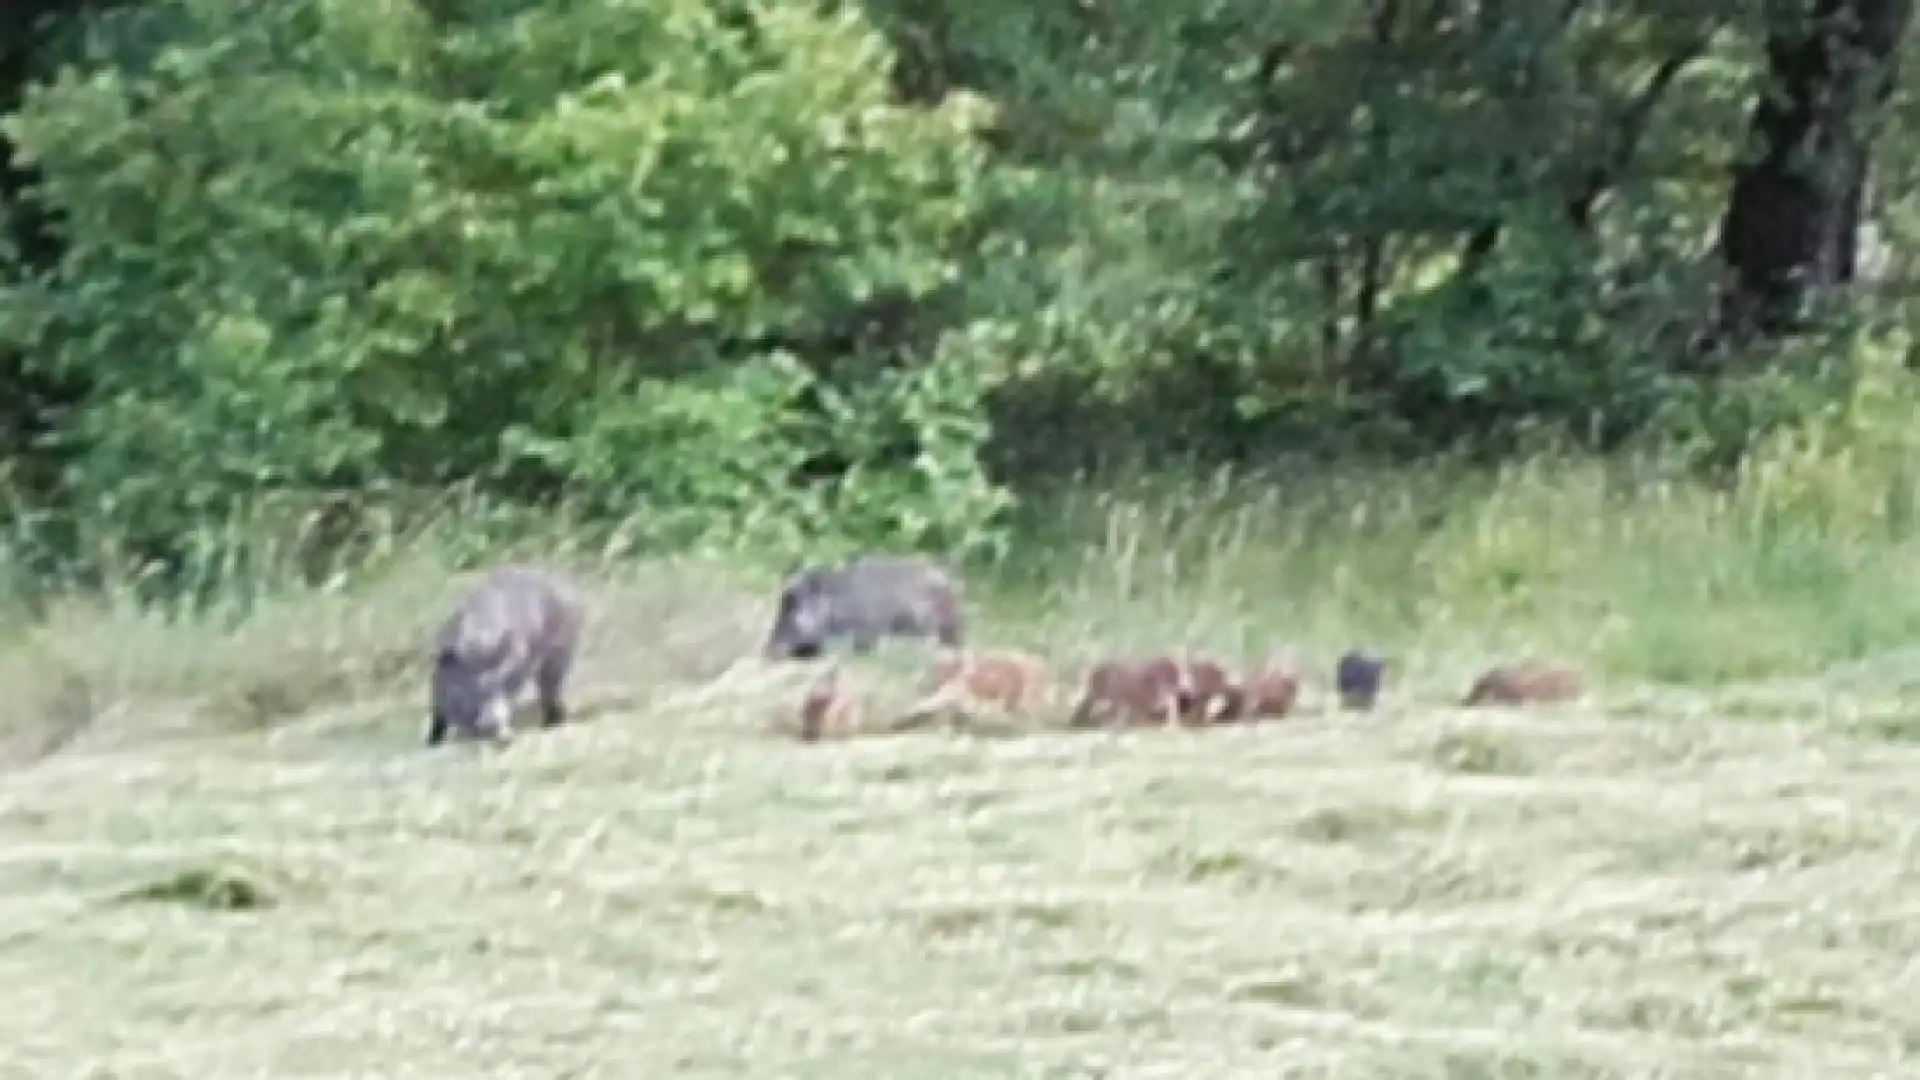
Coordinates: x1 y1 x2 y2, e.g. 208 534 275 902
762 555 965 661
426 564 584 747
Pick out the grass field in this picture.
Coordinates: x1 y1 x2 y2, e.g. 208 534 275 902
3 462 1920 1077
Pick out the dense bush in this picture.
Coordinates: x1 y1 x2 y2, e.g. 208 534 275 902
0 0 1009 569
0 0 1916 586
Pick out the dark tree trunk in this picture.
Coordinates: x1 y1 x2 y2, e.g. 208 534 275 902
1319 255 1342 361
1717 0 1913 340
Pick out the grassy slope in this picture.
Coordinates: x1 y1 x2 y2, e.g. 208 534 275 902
2 464 1920 1076
5 667 1920 1076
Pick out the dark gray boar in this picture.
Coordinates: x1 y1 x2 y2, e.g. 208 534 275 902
763 555 965 660
427 564 584 747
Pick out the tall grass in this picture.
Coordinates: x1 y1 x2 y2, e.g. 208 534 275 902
7 388 1920 762
1003 454 1920 687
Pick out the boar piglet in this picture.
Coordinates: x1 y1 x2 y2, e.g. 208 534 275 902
1459 662 1584 707
1335 649 1387 711
916 648 1054 715
1067 655 1187 729
1238 657 1301 721
797 665 863 741
1180 657 1241 725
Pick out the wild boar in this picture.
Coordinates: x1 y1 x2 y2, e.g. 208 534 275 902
797 664 864 742
1180 657 1241 725
1067 655 1187 729
763 555 965 661
426 564 584 747
1239 657 1301 721
1335 649 1387 711
1459 662 1584 707
910 647 1054 718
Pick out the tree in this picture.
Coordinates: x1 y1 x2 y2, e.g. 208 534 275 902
0 0 1009 565
1719 0 1914 340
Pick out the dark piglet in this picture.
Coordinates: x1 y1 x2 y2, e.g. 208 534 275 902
427 564 584 747
1335 649 1386 711
763 555 965 661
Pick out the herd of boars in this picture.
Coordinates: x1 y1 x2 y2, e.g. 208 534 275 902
425 555 1586 747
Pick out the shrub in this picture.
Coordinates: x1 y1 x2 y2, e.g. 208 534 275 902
0 0 1009 571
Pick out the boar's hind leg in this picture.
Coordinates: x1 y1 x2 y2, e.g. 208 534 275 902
535 652 572 728
426 709 450 747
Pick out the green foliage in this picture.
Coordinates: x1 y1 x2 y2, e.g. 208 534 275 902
1739 327 1920 545
0 0 1007 568
1208 2 1764 452
864 0 1917 465
0 0 1912 601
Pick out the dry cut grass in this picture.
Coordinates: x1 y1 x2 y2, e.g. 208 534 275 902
4 463 1920 1077
3 618 1920 1075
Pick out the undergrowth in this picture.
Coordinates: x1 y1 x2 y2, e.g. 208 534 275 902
5 418 1920 1078
4 406 1920 761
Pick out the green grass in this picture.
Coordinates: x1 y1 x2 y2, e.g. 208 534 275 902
4 458 1920 1076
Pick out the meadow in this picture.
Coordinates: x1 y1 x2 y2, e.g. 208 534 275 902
2 459 1920 1077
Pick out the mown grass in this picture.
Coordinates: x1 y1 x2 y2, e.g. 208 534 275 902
3 457 1920 1076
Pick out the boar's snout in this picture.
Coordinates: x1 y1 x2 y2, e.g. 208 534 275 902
765 634 824 662
764 577 832 661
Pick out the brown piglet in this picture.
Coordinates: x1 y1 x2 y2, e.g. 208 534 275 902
796 665 864 741
914 648 1054 716
1180 657 1242 725
1459 662 1584 707
1236 657 1301 721
1067 655 1187 729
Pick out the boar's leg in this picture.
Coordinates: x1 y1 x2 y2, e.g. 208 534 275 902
535 652 572 729
1066 694 1103 729
426 709 450 747
1155 690 1183 727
